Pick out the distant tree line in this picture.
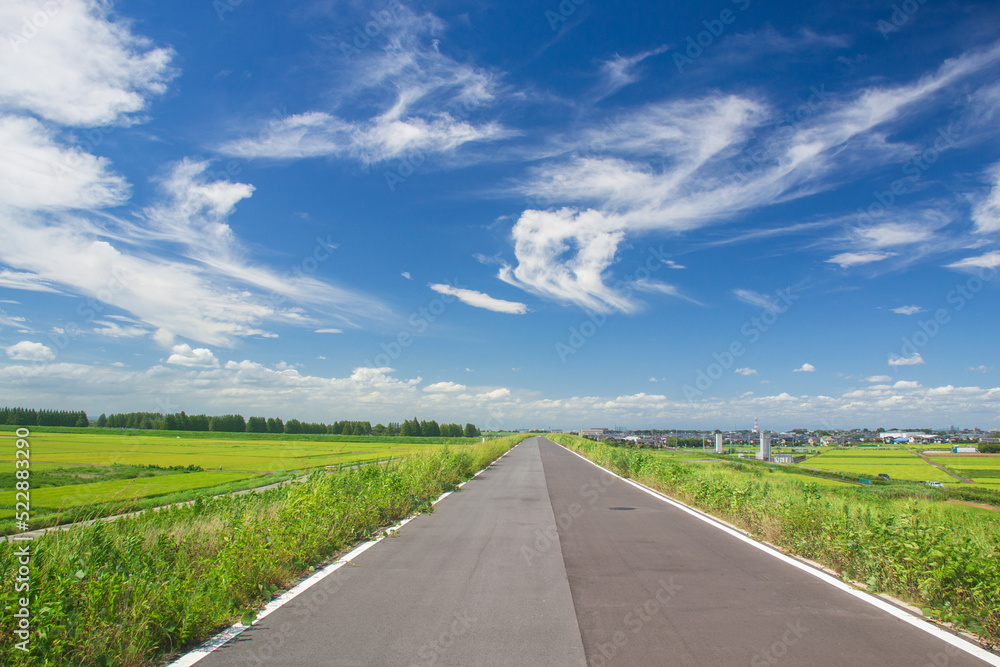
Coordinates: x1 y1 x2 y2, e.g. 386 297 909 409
90 411 480 437
1 407 89 427
2 407 482 437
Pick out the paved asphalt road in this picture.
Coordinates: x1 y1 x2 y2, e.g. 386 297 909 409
190 437 997 666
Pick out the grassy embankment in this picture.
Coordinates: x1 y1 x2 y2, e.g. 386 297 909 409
548 434 1000 647
0 434 531 666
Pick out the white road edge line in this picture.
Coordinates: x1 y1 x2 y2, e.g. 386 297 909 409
168 443 520 666
558 443 1000 667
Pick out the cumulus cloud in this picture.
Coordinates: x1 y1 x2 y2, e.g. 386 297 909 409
735 368 758 376
2 358 999 429
891 305 922 315
429 284 527 314
793 363 816 372
865 375 892 382
5 340 55 361
166 344 219 368
889 353 924 366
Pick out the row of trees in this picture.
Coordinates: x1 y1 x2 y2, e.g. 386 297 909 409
0 407 89 427
3 407 482 438
399 418 479 437
93 411 480 437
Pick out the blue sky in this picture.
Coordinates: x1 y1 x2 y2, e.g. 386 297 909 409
2 0 1000 431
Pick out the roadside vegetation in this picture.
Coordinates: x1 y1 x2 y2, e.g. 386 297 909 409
0 435 529 666
549 434 1000 647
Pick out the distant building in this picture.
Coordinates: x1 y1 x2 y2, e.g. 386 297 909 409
580 428 608 437
953 446 980 454
758 431 771 461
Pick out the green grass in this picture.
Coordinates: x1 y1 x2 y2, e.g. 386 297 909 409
550 434 1000 646
0 434 531 666
27 471 261 509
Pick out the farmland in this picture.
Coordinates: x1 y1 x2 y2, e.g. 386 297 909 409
798 447 960 484
0 427 488 534
927 453 1000 488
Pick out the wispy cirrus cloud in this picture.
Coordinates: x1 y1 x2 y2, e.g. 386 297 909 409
827 251 896 268
971 161 1000 233
429 283 527 314
498 42 1000 313
219 6 508 164
593 45 668 100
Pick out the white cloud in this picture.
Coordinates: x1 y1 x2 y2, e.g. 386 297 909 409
5 340 55 361
219 7 506 165
0 311 30 332
865 375 892 382
826 251 896 268
166 344 219 368
0 115 129 210
735 368 757 376
891 305 922 315
401 272 411 280
968 365 991 373
429 284 527 314
972 162 1000 234
140 159 253 260
893 380 922 390
594 45 668 100
3 359 1000 430
0 0 174 126
859 223 932 247
947 251 1000 270
889 353 925 366
648 377 658 382
499 45 1000 311
733 289 778 311
93 319 150 338
662 260 686 269
315 328 343 334
424 381 466 393
793 363 816 373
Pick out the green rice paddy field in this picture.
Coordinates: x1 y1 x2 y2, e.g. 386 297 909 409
0 429 480 533
926 453 1000 488
799 448 965 484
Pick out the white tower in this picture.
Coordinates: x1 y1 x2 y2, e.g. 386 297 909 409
758 430 771 461
715 433 724 454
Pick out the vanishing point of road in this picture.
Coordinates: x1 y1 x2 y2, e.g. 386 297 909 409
185 437 999 666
